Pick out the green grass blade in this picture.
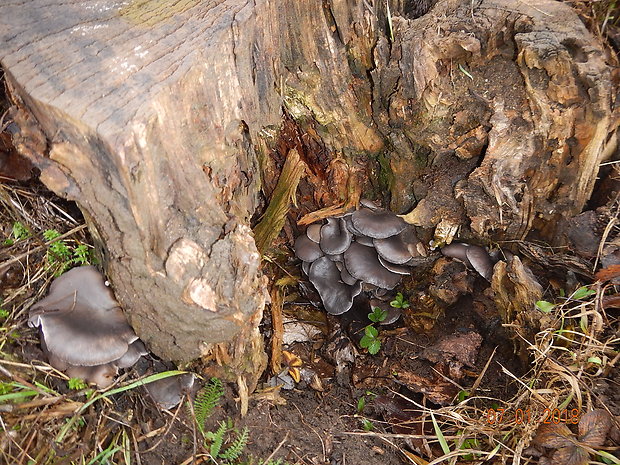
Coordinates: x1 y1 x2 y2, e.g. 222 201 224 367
430 411 451 455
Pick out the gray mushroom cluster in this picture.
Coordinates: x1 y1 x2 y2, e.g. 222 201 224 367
295 203 426 315
441 242 512 281
29 266 147 388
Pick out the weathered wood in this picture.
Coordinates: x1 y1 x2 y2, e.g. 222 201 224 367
1 0 616 382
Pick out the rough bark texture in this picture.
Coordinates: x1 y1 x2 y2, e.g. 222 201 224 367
1 0 616 378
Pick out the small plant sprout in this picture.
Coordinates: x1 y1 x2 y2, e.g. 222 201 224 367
360 325 381 355
390 292 410 309
3 221 30 245
536 300 555 313
368 306 387 323
361 418 374 431
68 377 89 391
357 396 366 413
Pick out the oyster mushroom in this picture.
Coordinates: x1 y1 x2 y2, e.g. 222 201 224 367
441 243 494 281
373 226 422 264
294 234 323 262
351 208 408 239
319 217 353 255
308 257 357 315
344 242 402 290
28 266 145 388
306 223 322 243
146 373 196 410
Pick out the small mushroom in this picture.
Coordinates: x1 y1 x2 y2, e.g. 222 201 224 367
309 257 356 315
294 234 324 262
373 234 414 264
351 208 408 239
306 223 322 243
441 243 494 281
319 217 353 255
146 373 196 410
465 245 494 281
344 242 402 290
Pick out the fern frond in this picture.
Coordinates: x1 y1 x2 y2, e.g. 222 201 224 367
220 426 248 461
194 377 224 435
208 420 228 459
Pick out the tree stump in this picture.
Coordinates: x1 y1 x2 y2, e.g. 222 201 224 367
1 0 616 383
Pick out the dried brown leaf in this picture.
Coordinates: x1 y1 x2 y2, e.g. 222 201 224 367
595 264 620 283
551 445 589 465
533 423 574 449
578 409 612 447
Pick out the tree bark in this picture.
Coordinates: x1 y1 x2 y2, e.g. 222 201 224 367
1 0 616 381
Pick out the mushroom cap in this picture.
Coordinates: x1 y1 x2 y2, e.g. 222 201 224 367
465 245 494 281
306 223 322 243
294 234 324 262
309 257 356 315
301 261 311 276
441 243 470 263
29 266 138 367
378 255 411 275
373 234 414 264
344 216 364 236
146 373 196 410
354 235 374 247
351 208 408 239
344 242 402 290
116 340 148 369
339 265 358 286
319 217 353 255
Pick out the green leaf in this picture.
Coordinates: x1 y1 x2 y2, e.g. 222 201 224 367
536 300 555 313
68 378 88 391
0 308 9 319
431 411 451 455
367 339 381 355
357 396 366 413
572 286 596 300
457 390 470 402
362 418 374 431
364 325 378 338
368 307 387 323
588 356 602 365
360 335 372 349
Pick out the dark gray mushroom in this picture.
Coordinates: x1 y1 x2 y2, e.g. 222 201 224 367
29 266 146 388
441 243 494 281
339 265 358 286
306 223 322 243
355 235 375 247
294 234 324 262
116 340 149 369
465 246 494 281
29 266 138 367
327 253 344 262
146 373 196 410
301 261 311 276
373 235 414 264
344 216 364 236
351 208 408 239
378 255 411 275
319 217 353 255
309 257 356 315
343 242 401 290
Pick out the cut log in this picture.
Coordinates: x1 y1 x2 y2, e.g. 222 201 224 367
1 0 616 384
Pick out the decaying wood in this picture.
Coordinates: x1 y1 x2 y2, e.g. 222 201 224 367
0 0 616 381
